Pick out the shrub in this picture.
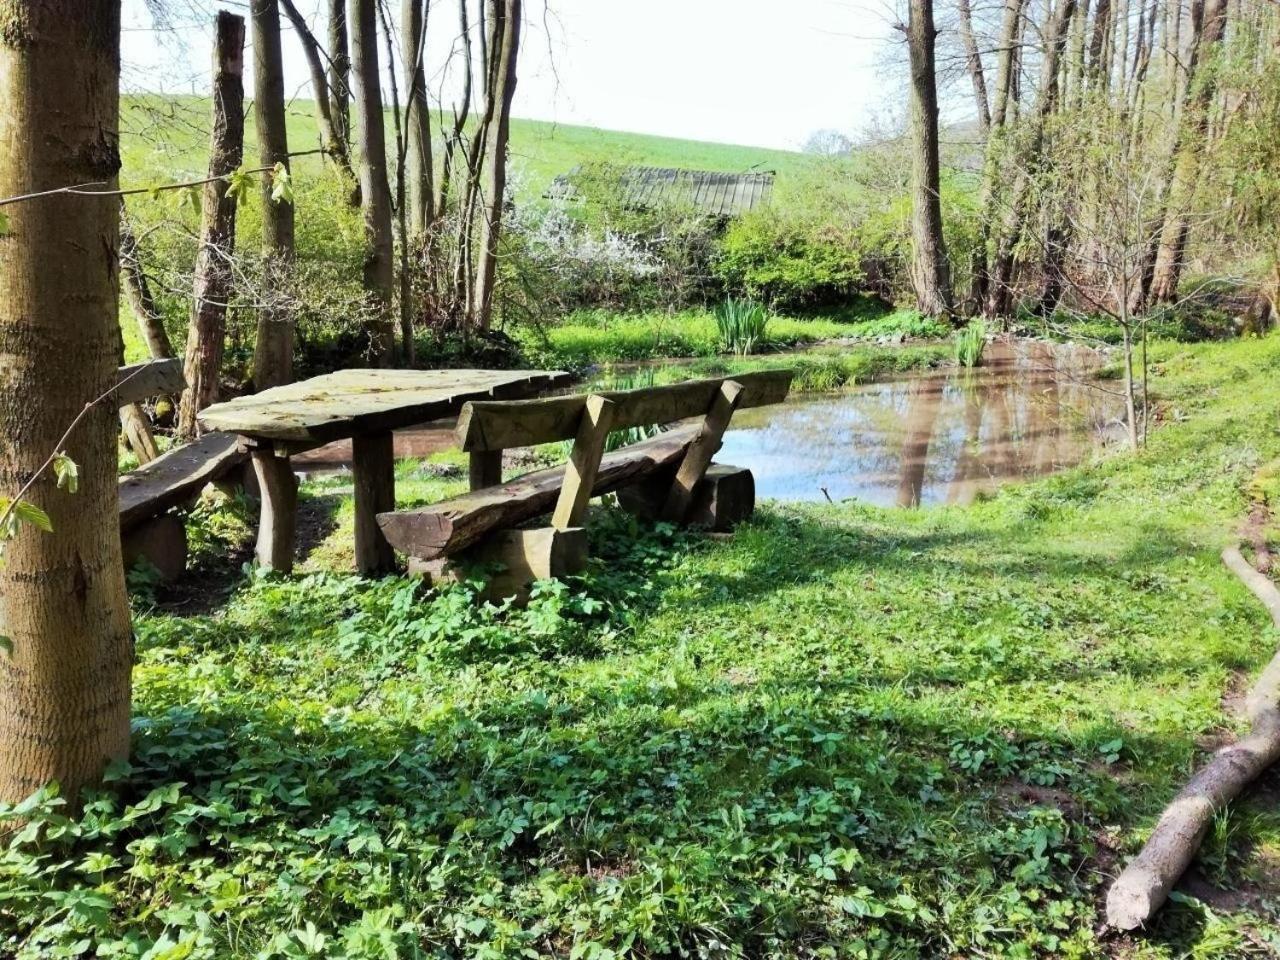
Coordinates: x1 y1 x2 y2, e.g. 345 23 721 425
714 209 864 309
714 298 769 355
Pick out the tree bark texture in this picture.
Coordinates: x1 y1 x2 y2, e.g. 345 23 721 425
1149 0 1229 303
0 0 134 804
905 0 953 317
472 0 522 331
252 0 296 391
178 12 246 438
957 0 992 134
403 0 434 238
350 0 396 363
328 0 352 157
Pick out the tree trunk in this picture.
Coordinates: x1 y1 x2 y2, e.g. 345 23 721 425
403 0 434 238
252 0 296 391
178 12 246 439
329 0 352 158
378 0 416 363
905 0 953 317
0 0 134 804
350 0 396 363
119 205 174 360
1150 0 1229 303
277 0 354 181
957 0 991 134
472 0 522 331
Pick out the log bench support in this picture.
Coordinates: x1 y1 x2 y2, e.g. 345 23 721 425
618 463 756 532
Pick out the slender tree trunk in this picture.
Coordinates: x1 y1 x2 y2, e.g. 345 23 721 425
403 0 434 238
351 0 396 362
329 0 352 156
119 205 174 360
378 0 416 362
1150 0 1229 302
957 0 991 134
252 0 296 391
472 0 522 331
178 12 246 439
278 0 354 182
0 0 134 804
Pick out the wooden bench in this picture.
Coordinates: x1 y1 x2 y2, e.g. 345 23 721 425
114 359 249 579
377 370 793 600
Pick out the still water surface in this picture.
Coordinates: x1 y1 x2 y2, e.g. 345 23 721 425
715 339 1123 506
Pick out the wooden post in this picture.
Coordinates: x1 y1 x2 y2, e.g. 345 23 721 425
352 430 396 574
661 380 743 523
469 449 503 490
120 404 160 464
250 448 298 572
551 395 615 530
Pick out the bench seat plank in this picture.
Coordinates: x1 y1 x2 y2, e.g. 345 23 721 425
118 432 247 530
378 424 699 560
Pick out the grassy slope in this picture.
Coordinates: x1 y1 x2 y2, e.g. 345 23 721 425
120 97 807 200
9 334 1280 958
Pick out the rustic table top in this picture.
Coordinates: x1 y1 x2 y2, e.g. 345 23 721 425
198 368 572 444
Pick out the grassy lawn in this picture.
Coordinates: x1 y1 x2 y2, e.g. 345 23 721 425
16 336 1280 957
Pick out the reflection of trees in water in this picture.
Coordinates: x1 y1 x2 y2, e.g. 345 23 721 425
717 339 1124 505
895 376 944 507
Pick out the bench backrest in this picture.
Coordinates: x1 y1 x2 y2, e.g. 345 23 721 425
455 369 792 451
114 359 185 409
457 369 793 530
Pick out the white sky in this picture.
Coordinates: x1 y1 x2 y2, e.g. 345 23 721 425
121 0 903 151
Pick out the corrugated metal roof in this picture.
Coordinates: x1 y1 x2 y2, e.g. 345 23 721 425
548 165 775 218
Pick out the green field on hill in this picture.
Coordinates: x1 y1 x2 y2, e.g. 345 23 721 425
120 96 811 199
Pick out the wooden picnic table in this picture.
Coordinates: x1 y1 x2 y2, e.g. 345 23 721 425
198 368 571 575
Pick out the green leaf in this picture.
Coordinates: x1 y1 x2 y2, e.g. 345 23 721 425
176 185 201 213
226 168 254 205
0 210 9 237
270 162 294 205
13 500 52 533
0 635 11 656
53 452 78 494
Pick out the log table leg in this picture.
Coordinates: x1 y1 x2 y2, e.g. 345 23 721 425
353 431 396 575
251 448 298 573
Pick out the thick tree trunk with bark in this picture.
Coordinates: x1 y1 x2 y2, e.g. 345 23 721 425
119 205 174 360
179 12 245 440
178 12 246 439
905 0 953 317
0 0 134 803
403 0 434 238
472 0 522 331
350 0 396 363
252 0 296 391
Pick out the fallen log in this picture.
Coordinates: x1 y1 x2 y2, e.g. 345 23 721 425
377 425 699 560
1106 544 1280 930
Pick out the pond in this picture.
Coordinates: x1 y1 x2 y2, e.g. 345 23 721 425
715 339 1124 506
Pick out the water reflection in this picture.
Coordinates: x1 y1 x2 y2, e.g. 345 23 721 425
717 339 1123 506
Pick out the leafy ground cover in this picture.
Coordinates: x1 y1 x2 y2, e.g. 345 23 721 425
12 334 1280 958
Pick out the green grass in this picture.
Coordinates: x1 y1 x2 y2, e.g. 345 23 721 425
516 308 948 371
7 334 1280 957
